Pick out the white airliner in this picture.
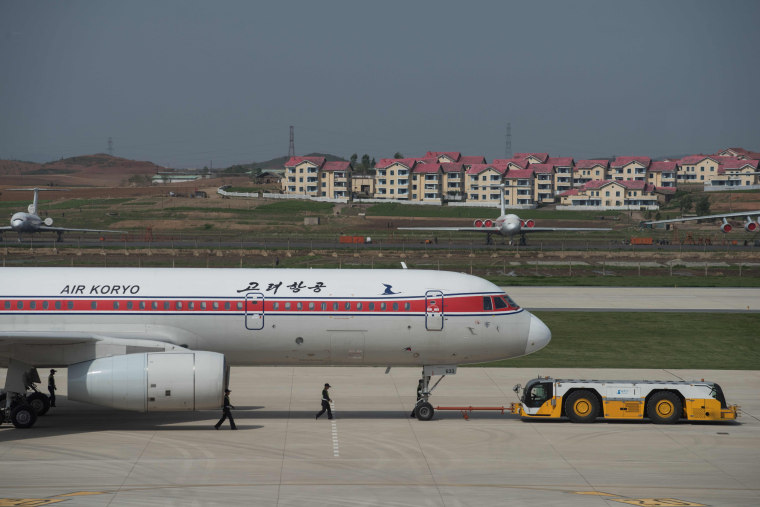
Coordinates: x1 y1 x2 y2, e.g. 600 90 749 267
0 188 124 241
0 267 551 427
642 210 760 233
398 186 611 244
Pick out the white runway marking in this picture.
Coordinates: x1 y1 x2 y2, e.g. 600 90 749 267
330 402 339 457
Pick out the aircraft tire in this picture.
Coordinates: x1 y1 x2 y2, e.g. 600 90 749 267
11 405 37 429
647 391 682 424
415 402 434 421
566 390 599 423
27 392 50 416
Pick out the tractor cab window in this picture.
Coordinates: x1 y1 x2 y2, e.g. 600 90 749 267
523 381 553 408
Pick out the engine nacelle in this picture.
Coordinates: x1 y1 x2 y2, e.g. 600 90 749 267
720 221 733 233
483 219 493 228
68 351 226 412
745 220 758 232
474 219 484 228
524 219 535 228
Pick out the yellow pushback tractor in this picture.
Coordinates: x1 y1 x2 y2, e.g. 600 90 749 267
511 377 739 424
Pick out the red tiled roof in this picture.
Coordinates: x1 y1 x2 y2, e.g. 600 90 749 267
547 156 574 167
530 163 554 174
375 158 418 170
514 152 549 163
459 156 486 165
412 163 441 174
466 164 507 175
581 179 655 192
648 161 677 172
322 161 351 171
716 157 759 170
492 158 530 169
678 155 719 165
440 162 464 173
559 189 580 197
285 156 325 168
504 168 534 179
425 151 461 162
611 156 651 168
415 157 439 165
715 147 760 159
574 159 610 169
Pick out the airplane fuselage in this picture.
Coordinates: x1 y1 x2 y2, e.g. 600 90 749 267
9 212 43 233
0 268 551 368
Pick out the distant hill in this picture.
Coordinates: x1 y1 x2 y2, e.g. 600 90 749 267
0 153 166 186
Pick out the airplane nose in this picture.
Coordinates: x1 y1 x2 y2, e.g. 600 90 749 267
525 314 551 355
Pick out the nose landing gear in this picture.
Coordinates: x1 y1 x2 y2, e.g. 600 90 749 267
411 365 457 421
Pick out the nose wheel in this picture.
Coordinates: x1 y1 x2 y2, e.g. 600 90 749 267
411 365 457 421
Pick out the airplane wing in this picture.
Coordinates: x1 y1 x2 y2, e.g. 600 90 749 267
642 210 760 225
36 226 126 234
521 227 612 232
0 226 13 231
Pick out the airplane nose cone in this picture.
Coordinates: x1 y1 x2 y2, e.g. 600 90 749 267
525 314 551 355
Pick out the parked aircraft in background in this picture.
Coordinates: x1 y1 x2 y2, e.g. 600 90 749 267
0 188 124 241
398 185 611 244
0 267 551 427
641 210 760 233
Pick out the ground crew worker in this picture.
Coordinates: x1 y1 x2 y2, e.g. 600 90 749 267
214 389 237 430
315 383 333 419
48 369 57 407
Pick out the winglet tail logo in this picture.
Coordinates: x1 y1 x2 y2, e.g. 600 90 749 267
382 284 400 295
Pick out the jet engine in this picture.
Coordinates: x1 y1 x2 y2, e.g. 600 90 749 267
720 219 732 233
744 219 758 232
520 219 535 228
483 219 493 227
44 217 53 226
474 219 484 227
68 351 226 412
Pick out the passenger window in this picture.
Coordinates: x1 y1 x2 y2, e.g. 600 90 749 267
201 302 207 310
213 302 219 310
176 302 183 310
114 302 120 310
344 302 351 311
392 302 398 311
30 301 36 309
43 301 49 309
483 297 493 311
273 302 279 310
404 302 410 311
321 302 327 311
369 302 375 311
297 302 303 310
55 301 62 310
128 301 134 310
493 297 508 310
309 302 315 310
17 301 23 309
152 301 158 310
237 302 243 310
164 301 170 310
224 302 230 310
188 302 194 310
356 302 363 310
68 301 74 310
381 302 386 311
333 302 339 311
285 302 291 310
4 301 9 309
139 301 146 310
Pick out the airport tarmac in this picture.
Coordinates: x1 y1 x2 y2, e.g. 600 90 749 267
505 286 760 312
0 366 758 507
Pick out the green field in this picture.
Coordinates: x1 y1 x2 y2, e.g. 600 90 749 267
366 202 622 220
484 312 760 370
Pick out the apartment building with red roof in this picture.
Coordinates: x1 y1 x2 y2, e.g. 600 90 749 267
530 163 555 204
548 156 574 196
676 155 721 184
410 163 443 202
707 158 760 189
465 164 507 204
647 161 677 188
514 152 549 164
559 180 659 208
504 168 536 207
374 158 418 199
610 156 651 182
282 156 328 196
573 159 610 187
440 163 466 201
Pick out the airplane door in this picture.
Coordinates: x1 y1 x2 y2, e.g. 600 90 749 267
425 290 444 331
245 292 265 330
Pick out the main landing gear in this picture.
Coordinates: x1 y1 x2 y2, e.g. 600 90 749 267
1 360 52 429
411 365 457 421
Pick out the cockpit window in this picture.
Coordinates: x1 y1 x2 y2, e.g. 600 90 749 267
504 295 519 309
493 297 508 310
483 297 493 311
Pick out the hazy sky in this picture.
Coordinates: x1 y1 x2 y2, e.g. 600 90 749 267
2 1 759 168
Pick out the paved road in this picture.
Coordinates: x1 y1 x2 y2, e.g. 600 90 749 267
505 286 760 312
0 366 757 507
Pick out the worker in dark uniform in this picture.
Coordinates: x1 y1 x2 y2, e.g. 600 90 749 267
48 369 57 407
315 383 333 420
214 389 237 430
410 378 424 418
